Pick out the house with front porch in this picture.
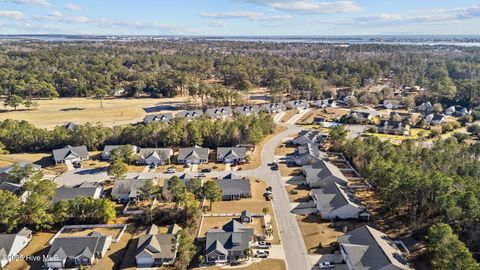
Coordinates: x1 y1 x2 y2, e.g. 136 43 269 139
216 147 247 164
177 146 209 164
52 145 89 165
135 224 180 267
138 148 173 165
216 173 251 200
0 227 32 268
303 160 348 188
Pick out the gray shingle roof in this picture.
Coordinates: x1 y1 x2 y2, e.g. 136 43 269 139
234 105 261 115
285 99 309 109
338 225 412 270
205 107 233 118
216 178 251 197
52 183 101 204
303 160 348 187
205 219 254 256
143 113 173 124
52 145 88 162
136 233 176 260
176 110 204 119
292 130 327 145
0 161 41 174
46 234 110 262
177 146 209 161
217 147 247 160
261 103 286 112
111 179 149 199
138 148 172 161
311 182 364 214
0 228 30 259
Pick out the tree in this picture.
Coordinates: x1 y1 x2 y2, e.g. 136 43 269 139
4 95 23 110
139 179 159 201
110 145 138 164
107 158 127 180
203 181 222 211
186 178 203 200
427 223 479 270
176 230 195 270
23 178 56 230
168 176 186 204
52 200 70 224
8 162 38 184
179 191 199 225
0 190 22 232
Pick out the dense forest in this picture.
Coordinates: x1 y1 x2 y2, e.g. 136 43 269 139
0 40 479 107
0 113 275 153
329 127 480 268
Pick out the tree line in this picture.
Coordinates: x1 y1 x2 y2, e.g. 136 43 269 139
0 113 275 153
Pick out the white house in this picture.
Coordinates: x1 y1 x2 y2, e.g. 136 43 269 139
138 148 173 165
0 228 32 268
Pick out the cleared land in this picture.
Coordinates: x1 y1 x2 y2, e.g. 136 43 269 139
0 97 187 129
192 259 286 270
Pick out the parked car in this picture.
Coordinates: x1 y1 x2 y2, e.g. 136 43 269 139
266 186 273 192
264 192 273 201
255 250 269 258
256 241 272 249
197 173 207 178
201 168 211 173
318 262 335 269
165 167 176 173
184 164 191 168
229 261 243 266
270 162 278 171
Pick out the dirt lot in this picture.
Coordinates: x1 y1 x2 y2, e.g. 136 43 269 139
4 232 54 270
193 259 286 270
199 216 265 237
60 226 124 239
0 97 188 129
205 178 280 244
239 125 288 171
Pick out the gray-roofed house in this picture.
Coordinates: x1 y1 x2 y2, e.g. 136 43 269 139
291 130 327 146
295 143 327 165
162 173 195 201
234 105 261 116
177 146 209 164
136 224 180 267
425 113 447 126
101 145 139 160
52 145 89 165
175 110 204 122
143 113 174 124
337 225 412 270
216 147 247 164
303 160 348 188
0 161 41 184
261 103 286 113
415 102 434 113
64 122 79 131
445 106 472 117
313 99 336 108
138 148 173 165
111 179 153 202
377 120 411 136
0 227 32 268
216 173 251 200
52 182 103 204
205 107 233 119
383 99 402 110
285 99 309 109
205 219 254 264
239 210 252 224
311 182 369 220
44 233 112 269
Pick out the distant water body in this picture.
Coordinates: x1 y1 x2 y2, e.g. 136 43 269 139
1 35 480 47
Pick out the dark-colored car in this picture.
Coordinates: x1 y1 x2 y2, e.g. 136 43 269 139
201 168 212 173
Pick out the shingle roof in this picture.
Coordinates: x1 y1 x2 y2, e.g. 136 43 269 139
217 147 247 160
138 148 172 161
216 178 251 197
303 160 348 187
338 225 412 270
311 182 364 214
111 179 150 198
205 107 233 118
177 146 209 161
46 234 110 262
52 183 101 204
143 113 173 124
297 143 327 161
261 103 286 112
136 233 176 260
205 219 254 256
292 130 327 145
285 99 309 108
52 145 88 162
176 110 204 119
234 105 261 115
0 161 41 174
0 228 30 259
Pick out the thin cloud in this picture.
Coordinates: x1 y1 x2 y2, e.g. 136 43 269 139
0 10 25 20
8 0 50 6
200 11 292 21
64 3 83 11
207 21 227 27
237 0 362 14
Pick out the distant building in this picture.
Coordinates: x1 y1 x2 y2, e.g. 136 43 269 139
303 160 348 188
63 122 79 132
216 147 247 164
291 130 327 146
162 173 195 201
101 145 138 160
313 99 336 108
111 179 153 201
234 105 261 116
205 107 233 119
445 106 472 117
177 146 209 164
216 173 251 201
175 110 204 121
383 99 402 110
135 224 180 267
425 113 446 126
415 102 434 113
295 143 327 165
0 161 41 184
285 100 309 110
52 145 89 165
52 182 103 204
143 113 174 124
261 103 286 113
377 120 411 136
138 148 173 165
0 227 32 268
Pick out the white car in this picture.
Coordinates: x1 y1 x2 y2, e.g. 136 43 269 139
165 167 176 173
256 241 272 249
255 250 269 258
318 261 335 269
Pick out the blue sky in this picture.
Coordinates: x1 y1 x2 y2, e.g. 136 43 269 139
0 0 479 35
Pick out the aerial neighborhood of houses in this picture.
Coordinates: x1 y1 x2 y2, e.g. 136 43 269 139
1 87 476 270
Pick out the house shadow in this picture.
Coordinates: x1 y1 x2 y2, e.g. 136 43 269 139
143 104 178 113
59 107 85 111
74 167 107 175
33 156 55 167
25 245 50 269
112 237 138 270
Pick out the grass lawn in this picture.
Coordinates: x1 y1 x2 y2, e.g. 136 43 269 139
60 226 124 239
205 178 280 244
89 225 136 270
280 109 298 122
286 184 311 203
274 143 296 156
0 97 188 129
296 215 345 254
239 125 288 171
279 163 302 177
296 109 319 125
4 232 54 270
192 259 286 270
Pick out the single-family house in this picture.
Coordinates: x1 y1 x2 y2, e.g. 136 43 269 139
176 110 204 122
143 113 174 124
52 145 89 165
313 99 336 108
44 233 112 269
291 130 327 146
0 227 32 268
0 182 23 194
383 99 402 110
111 178 152 202
239 210 252 224
337 225 412 270
135 224 180 267
205 107 233 119
425 113 446 126
285 100 309 110
313 117 327 126
216 173 251 200
52 182 103 204
216 147 247 164
234 105 261 116
138 148 173 165
64 122 79 131
445 106 472 117
303 160 348 188
349 111 375 123
261 103 286 113
338 95 356 106
101 145 138 160
295 143 327 165
377 120 411 136
311 182 369 220
0 161 41 184
177 146 209 164
415 102 434 113
205 219 254 264
162 173 194 201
